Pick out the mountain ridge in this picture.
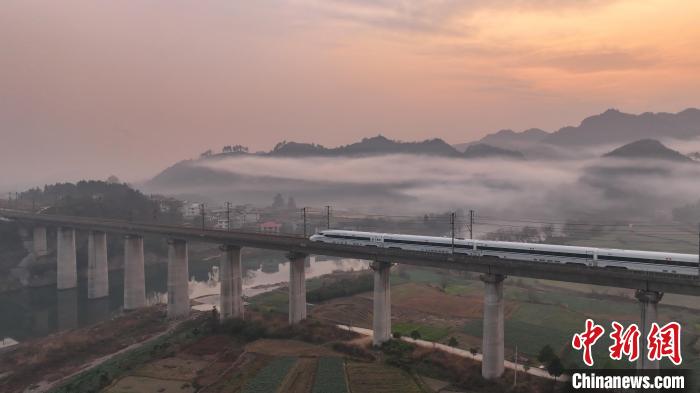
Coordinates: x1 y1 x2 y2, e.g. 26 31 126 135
455 108 700 150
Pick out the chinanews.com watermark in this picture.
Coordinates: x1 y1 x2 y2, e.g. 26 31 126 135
564 319 692 392
569 370 689 391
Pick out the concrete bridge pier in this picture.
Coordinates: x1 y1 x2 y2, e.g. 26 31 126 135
87 231 109 299
371 261 392 346
57 227 77 290
481 273 506 379
220 245 244 319
123 235 145 310
167 239 190 318
636 289 663 370
57 288 78 331
33 226 48 256
288 252 308 324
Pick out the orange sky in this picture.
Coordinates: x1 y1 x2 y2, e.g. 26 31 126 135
1 0 699 187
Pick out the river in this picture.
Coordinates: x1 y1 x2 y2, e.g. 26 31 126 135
0 256 368 345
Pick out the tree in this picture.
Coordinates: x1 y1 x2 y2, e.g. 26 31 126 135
538 345 556 365
392 331 402 339
448 337 458 347
232 144 248 153
546 356 564 381
272 193 285 209
106 175 120 184
410 330 421 340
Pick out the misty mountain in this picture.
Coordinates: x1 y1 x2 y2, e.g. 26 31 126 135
461 143 525 160
544 108 700 146
576 139 696 211
269 135 460 157
148 160 247 188
603 139 692 162
454 128 549 151
454 108 700 152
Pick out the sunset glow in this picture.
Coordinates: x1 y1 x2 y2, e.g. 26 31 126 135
1 0 699 185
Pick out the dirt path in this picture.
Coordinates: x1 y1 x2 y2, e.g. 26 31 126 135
336 325 567 381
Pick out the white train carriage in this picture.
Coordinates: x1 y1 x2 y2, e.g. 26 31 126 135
309 230 699 276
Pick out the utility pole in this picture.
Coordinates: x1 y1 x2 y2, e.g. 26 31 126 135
469 209 474 239
451 212 455 254
302 207 307 237
200 203 206 230
326 205 331 229
514 344 518 386
226 202 231 231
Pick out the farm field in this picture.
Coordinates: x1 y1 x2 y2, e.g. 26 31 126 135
105 376 196 393
242 356 297 393
279 358 318 393
312 357 348 393
246 339 339 357
346 361 422 393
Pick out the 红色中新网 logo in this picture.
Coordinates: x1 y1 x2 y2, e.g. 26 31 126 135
572 318 682 366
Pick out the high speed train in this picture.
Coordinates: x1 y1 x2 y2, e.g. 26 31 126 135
309 230 699 276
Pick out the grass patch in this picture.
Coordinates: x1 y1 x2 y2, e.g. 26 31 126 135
443 283 477 296
393 323 450 342
248 289 288 314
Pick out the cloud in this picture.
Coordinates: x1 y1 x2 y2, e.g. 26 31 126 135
292 0 470 34
290 0 621 36
531 49 656 73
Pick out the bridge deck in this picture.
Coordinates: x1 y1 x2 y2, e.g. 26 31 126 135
2 209 699 296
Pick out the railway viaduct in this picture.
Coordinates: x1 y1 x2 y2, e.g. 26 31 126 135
2 209 699 379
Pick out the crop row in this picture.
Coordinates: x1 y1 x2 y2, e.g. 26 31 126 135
312 356 348 393
243 356 297 393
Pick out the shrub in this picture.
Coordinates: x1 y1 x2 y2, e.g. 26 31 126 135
448 337 458 347
332 342 375 361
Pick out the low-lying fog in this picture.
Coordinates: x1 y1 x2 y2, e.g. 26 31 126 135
146 150 700 223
